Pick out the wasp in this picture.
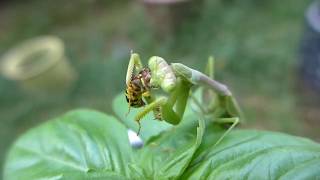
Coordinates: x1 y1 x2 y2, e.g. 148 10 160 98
125 68 150 108
125 55 164 134
125 67 162 120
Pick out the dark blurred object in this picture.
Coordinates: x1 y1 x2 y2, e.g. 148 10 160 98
140 0 204 38
299 0 320 96
0 0 10 5
298 0 320 127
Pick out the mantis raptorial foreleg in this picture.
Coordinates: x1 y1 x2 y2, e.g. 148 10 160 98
134 78 192 134
162 78 191 125
126 53 143 85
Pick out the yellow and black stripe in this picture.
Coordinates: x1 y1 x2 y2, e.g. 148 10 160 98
125 81 145 108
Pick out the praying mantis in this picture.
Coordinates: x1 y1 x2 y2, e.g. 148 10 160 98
125 52 243 145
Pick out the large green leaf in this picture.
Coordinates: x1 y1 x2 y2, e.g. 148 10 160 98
130 113 204 179
3 109 204 180
4 108 320 180
4 110 135 180
181 125 320 180
112 93 172 142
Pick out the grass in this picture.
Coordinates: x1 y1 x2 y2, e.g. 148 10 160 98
0 0 314 175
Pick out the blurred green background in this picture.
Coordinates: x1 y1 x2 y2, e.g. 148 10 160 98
0 0 318 176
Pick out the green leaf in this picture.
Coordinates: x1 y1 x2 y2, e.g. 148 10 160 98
4 110 135 180
3 109 205 180
4 107 320 180
130 113 205 179
112 92 172 142
181 126 320 180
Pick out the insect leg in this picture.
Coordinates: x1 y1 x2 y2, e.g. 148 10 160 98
156 78 191 125
134 97 168 135
223 95 244 122
125 90 132 116
142 91 161 120
205 56 214 79
126 53 144 85
212 117 239 147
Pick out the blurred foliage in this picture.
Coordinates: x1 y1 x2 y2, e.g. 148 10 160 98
0 0 314 176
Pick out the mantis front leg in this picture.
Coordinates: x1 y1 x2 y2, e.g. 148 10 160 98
134 78 192 134
125 53 154 116
126 53 144 85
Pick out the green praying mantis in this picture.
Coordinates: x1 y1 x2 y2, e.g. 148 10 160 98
125 52 243 145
